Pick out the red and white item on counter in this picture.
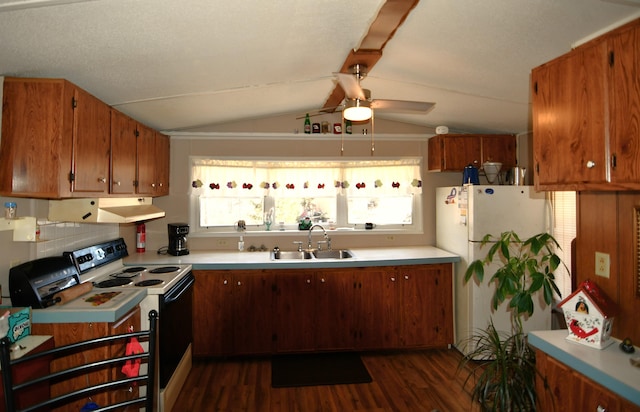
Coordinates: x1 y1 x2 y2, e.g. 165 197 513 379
136 223 146 253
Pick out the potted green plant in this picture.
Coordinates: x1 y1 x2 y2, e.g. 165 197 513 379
459 231 564 411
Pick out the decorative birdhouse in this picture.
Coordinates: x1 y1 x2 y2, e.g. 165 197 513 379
557 279 617 349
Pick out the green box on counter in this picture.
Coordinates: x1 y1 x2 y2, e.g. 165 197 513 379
0 306 31 343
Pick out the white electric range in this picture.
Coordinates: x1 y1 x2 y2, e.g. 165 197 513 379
66 238 194 412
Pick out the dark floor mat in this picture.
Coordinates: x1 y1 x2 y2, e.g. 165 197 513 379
271 352 373 388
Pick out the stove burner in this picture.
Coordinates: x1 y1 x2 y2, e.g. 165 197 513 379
149 266 180 274
96 278 132 288
123 266 146 273
135 279 164 287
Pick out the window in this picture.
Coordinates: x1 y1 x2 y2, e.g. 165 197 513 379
189 158 422 234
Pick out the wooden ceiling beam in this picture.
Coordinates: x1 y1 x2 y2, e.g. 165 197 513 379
322 0 420 111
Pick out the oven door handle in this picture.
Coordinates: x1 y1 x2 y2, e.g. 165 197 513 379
163 272 195 305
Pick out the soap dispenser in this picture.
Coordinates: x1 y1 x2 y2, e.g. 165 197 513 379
238 236 244 251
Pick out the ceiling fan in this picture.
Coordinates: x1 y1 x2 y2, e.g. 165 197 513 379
334 64 436 121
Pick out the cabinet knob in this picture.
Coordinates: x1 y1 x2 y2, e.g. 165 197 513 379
390 277 396 282
237 281 242 286
306 278 311 284
596 406 607 412
223 279 228 285
586 160 596 169
404 275 409 280
320 278 326 283
151 183 156 188
98 177 106 183
159 182 164 187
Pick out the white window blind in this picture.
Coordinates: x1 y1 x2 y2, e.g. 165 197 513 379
551 191 576 301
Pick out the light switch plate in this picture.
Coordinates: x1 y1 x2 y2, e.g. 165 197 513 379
595 251 610 278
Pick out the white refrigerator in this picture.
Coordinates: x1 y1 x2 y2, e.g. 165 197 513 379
435 185 552 355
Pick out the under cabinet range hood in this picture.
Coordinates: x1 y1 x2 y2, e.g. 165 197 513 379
48 197 165 223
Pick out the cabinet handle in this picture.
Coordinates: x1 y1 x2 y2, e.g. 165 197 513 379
596 406 607 412
114 181 121 186
237 281 242 286
151 183 156 188
306 279 311 284
223 279 228 285
586 160 596 169
320 278 326 283
159 182 164 187
390 277 396 282
404 275 409 280
98 177 106 183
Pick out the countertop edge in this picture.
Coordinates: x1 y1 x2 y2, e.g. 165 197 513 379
31 290 147 324
125 246 461 269
529 330 640 406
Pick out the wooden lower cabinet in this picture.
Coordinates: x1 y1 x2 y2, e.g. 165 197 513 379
193 264 453 357
398 264 453 348
535 350 640 412
31 306 141 412
0 337 54 412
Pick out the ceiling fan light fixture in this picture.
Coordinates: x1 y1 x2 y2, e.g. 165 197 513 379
343 99 372 121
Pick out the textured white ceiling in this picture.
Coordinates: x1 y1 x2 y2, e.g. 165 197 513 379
1 0 639 134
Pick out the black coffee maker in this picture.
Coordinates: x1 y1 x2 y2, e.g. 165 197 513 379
168 223 189 256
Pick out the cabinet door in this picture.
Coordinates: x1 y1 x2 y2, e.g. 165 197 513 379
192 270 234 357
532 39 608 190
315 269 356 351
71 86 111 194
233 270 275 355
443 135 482 170
355 267 398 349
481 135 516 168
108 306 141 405
275 270 316 352
136 123 156 195
608 24 640 185
154 132 170 196
535 350 575 411
110 109 137 194
398 264 453 347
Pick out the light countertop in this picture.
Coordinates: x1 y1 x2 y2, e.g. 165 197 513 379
124 245 460 270
529 330 640 406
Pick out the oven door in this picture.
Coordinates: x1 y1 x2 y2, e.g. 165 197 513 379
158 271 194 389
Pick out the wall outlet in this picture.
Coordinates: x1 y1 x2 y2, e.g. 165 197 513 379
216 239 228 247
386 235 395 241
595 251 610 278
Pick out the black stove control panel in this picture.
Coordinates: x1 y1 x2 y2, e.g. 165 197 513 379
65 238 129 274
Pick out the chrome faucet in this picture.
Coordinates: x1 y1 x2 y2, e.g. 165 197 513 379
307 224 330 250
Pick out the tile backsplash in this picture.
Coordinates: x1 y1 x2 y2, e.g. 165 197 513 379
35 220 120 257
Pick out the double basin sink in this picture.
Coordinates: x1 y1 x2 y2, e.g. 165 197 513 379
271 249 354 260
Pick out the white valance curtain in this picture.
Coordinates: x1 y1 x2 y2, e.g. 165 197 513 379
190 158 422 197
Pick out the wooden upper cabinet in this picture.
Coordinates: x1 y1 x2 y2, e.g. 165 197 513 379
428 133 516 172
608 23 640 186
110 109 137 194
135 122 156 195
531 38 608 190
0 77 110 198
154 132 170 196
1 77 170 198
532 18 640 191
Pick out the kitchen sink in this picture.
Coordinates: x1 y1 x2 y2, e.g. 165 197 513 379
271 250 313 260
270 249 354 260
312 249 354 259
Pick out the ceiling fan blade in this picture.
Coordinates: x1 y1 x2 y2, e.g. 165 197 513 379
371 99 436 113
295 106 343 119
334 73 366 100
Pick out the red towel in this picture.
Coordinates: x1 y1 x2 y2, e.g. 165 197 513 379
121 337 144 378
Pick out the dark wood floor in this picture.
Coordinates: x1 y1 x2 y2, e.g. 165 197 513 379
173 348 479 411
